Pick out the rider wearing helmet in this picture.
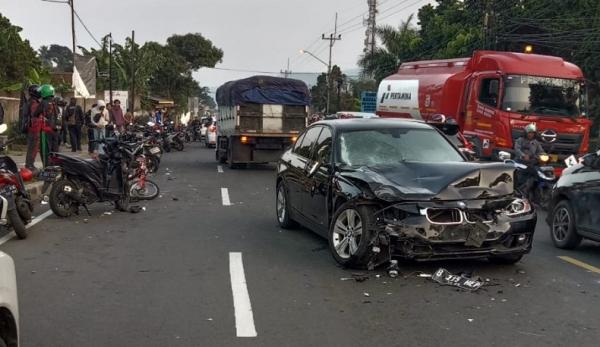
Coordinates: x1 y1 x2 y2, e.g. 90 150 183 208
514 123 544 164
36 84 58 165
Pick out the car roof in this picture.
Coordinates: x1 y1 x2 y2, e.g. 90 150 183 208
313 118 433 131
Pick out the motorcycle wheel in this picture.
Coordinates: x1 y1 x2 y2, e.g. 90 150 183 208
49 179 77 218
164 143 171 153
8 208 27 239
130 179 160 200
175 141 184 151
15 195 32 224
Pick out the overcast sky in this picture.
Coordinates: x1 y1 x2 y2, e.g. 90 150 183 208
1 0 431 91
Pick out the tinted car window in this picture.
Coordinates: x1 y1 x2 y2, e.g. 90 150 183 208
311 127 332 162
295 126 322 158
292 131 308 153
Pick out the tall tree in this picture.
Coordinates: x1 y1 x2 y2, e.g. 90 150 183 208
358 15 421 83
39 44 73 71
0 13 45 91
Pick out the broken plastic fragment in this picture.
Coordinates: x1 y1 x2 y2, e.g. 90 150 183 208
387 260 400 278
363 292 370 297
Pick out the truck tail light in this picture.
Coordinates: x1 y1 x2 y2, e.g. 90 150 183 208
291 136 298 143
241 136 249 144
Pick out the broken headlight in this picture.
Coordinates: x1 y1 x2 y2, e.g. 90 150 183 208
505 198 532 216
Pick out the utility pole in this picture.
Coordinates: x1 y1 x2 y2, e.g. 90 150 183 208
130 30 136 115
69 0 76 71
280 58 291 78
322 13 342 114
108 33 113 105
364 0 377 55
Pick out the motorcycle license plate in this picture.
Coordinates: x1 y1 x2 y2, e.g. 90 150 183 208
150 147 161 154
40 170 59 181
0 185 17 197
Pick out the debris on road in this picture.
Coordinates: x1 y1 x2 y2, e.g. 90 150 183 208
363 292 370 297
467 318 474 323
129 206 143 213
103 212 112 216
340 273 369 282
387 260 400 278
172 197 179 201
418 273 432 278
431 268 484 291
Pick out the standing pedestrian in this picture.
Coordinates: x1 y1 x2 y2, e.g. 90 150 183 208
56 97 69 148
111 99 125 133
27 84 55 168
38 85 59 164
91 100 109 154
85 103 97 154
65 98 84 152
124 108 134 128
155 109 163 124
24 85 41 170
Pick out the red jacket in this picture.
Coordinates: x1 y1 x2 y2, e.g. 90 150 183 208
28 100 54 134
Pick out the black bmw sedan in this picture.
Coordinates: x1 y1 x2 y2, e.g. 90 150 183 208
275 119 537 269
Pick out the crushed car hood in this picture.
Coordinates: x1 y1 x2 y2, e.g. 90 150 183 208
339 162 514 201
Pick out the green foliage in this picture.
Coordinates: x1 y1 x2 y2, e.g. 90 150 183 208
81 33 222 113
0 13 46 91
39 44 73 71
166 33 223 70
310 65 357 113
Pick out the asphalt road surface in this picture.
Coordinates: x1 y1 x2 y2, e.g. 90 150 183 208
1 143 599 347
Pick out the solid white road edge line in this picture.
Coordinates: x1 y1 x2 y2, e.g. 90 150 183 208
229 252 257 337
221 188 232 206
0 209 54 246
217 165 224 173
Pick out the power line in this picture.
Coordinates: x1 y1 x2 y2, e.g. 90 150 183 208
72 8 102 47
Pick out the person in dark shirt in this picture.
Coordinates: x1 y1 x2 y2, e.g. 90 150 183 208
65 98 84 152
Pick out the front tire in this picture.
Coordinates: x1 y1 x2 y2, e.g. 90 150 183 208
175 141 184 151
8 208 27 239
130 179 160 200
328 202 377 269
276 182 297 229
49 179 76 218
550 200 582 249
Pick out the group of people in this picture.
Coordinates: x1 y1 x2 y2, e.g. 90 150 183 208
21 83 133 170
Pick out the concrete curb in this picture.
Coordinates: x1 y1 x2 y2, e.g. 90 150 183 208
25 181 45 202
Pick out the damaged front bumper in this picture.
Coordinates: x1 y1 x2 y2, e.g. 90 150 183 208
374 199 537 261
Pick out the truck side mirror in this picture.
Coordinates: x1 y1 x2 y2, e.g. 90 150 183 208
498 151 511 160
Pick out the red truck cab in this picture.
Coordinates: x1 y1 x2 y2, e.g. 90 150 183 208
377 51 591 164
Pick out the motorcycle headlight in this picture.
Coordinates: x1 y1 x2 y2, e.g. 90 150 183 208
539 154 550 163
506 198 532 216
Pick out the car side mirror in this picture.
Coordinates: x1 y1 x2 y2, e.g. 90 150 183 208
498 151 511 160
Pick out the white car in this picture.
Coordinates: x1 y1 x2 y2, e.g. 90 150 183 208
0 251 19 347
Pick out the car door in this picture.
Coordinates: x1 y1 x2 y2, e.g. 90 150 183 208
568 166 600 234
303 126 333 233
284 126 322 218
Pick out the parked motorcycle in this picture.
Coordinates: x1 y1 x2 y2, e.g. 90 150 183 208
0 125 34 239
41 138 132 217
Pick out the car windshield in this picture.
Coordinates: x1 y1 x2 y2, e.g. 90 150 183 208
338 127 464 166
502 75 585 117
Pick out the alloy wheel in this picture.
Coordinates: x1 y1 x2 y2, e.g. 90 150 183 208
552 207 570 241
276 185 286 223
332 209 363 259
